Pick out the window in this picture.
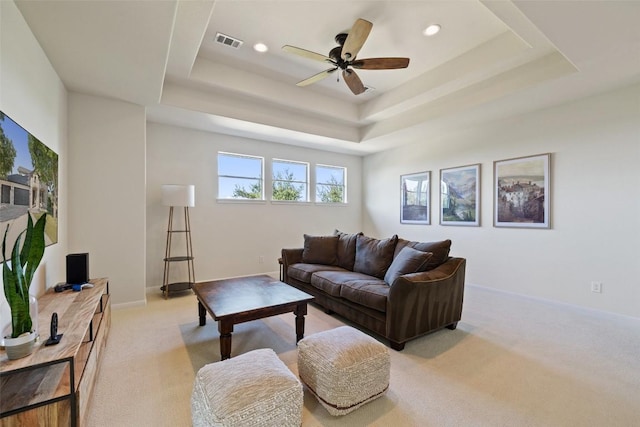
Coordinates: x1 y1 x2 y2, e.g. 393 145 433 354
316 164 346 203
217 152 264 200
272 159 309 202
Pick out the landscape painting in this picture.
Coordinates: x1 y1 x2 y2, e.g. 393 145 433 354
440 164 480 226
0 111 58 261
401 171 430 224
494 153 550 228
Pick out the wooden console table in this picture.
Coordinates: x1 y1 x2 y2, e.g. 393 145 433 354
0 278 110 426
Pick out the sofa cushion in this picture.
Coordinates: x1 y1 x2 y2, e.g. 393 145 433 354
383 247 433 285
334 229 362 271
310 271 375 297
353 234 398 279
288 263 346 283
394 238 451 271
302 234 339 265
339 280 390 313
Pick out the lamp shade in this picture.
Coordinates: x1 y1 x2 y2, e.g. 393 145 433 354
162 184 195 207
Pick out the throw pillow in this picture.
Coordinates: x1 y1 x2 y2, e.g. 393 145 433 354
395 238 451 271
383 247 433 285
353 234 398 279
333 229 362 270
302 234 339 265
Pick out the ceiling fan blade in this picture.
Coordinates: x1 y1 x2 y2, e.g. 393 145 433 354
343 69 366 95
341 18 373 61
296 67 338 86
351 57 410 70
282 45 333 63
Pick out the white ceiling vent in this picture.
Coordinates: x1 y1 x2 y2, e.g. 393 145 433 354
215 32 243 49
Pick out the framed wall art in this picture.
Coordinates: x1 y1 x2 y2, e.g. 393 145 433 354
440 163 480 226
0 111 59 256
400 171 430 224
494 153 550 228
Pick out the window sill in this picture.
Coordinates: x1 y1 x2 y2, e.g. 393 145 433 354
216 198 267 204
270 200 312 205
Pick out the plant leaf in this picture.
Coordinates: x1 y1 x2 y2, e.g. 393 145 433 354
1 214 44 338
5 231 31 337
20 214 34 267
23 213 47 288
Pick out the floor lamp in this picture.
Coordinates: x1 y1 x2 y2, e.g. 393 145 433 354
161 184 195 299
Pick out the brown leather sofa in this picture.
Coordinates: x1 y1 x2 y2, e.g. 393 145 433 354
281 231 466 350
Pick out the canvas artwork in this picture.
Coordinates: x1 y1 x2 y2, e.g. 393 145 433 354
400 172 430 224
440 164 480 226
494 153 550 228
0 111 59 258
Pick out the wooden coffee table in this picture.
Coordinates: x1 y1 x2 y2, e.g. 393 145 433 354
192 274 314 360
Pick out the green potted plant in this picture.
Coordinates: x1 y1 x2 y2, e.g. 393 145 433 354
2 213 47 359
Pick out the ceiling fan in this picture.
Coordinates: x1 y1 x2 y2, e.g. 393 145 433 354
282 18 410 95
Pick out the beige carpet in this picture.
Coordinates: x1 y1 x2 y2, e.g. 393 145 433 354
86 283 640 427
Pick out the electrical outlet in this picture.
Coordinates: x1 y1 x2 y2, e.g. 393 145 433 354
258 256 264 264
591 281 602 293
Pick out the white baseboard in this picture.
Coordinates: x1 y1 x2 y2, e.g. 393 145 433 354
112 299 147 310
467 283 640 322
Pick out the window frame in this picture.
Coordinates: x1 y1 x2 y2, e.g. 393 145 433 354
217 151 265 201
271 158 310 202
315 164 347 204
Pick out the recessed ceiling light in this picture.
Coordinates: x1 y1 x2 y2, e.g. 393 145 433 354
253 43 268 53
423 24 441 37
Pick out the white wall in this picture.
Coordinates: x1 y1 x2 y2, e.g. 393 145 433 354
68 93 146 306
146 123 362 289
0 0 68 307
363 84 640 318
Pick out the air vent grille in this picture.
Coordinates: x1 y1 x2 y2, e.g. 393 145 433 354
215 32 243 49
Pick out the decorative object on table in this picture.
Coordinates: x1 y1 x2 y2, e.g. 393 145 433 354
66 252 89 284
161 184 196 298
400 171 430 224
54 282 73 292
44 312 62 346
440 163 481 226
494 153 551 228
1 213 47 359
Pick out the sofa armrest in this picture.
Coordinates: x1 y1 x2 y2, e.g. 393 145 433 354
281 248 303 282
386 257 466 343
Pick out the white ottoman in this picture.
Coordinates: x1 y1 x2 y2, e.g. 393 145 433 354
298 326 390 416
191 348 303 427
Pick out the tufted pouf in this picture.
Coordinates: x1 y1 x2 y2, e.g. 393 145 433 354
191 348 303 427
297 326 390 416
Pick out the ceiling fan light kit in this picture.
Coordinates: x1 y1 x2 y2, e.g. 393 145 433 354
282 18 410 95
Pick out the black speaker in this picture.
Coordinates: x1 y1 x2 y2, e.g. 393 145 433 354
66 253 89 285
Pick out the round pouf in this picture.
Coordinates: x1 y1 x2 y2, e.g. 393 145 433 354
191 348 303 427
298 326 390 416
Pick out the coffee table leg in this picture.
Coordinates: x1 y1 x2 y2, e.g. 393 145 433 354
198 300 206 326
218 320 233 360
294 303 308 342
